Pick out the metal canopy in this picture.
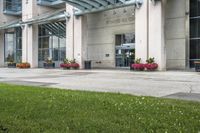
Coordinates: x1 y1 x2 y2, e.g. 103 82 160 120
41 21 66 38
62 0 143 15
0 19 21 30
22 9 70 25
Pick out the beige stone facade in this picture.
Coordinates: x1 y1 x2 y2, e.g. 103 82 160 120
0 0 193 70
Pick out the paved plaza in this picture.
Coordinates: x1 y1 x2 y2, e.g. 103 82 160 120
0 68 200 102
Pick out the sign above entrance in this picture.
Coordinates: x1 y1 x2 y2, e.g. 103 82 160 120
62 0 143 15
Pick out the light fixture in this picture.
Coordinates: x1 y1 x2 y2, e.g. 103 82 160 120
135 0 143 9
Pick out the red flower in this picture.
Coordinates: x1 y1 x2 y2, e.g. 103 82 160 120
132 64 145 71
60 63 71 68
144 63 158 71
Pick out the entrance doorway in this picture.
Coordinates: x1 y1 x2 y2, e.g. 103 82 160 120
38 21 66 68
115 33 135 67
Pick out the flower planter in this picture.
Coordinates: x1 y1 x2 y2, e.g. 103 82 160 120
132 64 145 71
145 63 158 71
194 62 200 72
16 63 31 69
70 63 80 69
60 63 71 70
43 63 55 69
130 61 135 70
7 63 16 68
60 63 79 70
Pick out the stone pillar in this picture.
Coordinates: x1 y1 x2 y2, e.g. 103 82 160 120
22 25 38 67
135 0 148 63
0 31 4 67
135 0 166 70
149 0 166 70
22 0 38 68
66 5 74 60
66 4 88 69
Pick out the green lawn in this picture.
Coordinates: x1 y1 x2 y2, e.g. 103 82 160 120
0 84 200 133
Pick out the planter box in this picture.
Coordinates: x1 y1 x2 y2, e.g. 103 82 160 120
130 61 135 71
43 63 55 69
16 63 31 69
132 64 145 71
194 62 200 72
144 63 158 71
7 63 16 68
60 63 79 70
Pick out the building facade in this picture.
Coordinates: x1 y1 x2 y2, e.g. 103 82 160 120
0 0 198 71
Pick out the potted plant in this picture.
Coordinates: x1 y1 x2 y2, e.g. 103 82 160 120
145 57 158 71
16 62 31 69
194 61 200 72
60 59 80 70
60 59 71 69
7 59 16 68
132 58 145 71
69 59 80 69
44 57 55 69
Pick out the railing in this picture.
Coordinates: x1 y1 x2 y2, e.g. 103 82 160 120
3 0 22 15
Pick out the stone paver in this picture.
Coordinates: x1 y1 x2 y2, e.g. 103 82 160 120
0 68 200 101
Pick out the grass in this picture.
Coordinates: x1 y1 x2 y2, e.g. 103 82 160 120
0 84 200 133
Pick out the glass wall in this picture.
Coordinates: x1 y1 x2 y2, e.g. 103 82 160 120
38 21 66 67
190 0 200 67
4 27 22 64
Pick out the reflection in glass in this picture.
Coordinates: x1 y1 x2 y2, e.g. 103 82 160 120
4 27 22 64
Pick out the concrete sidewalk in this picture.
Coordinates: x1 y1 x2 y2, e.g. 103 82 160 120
0 68 200 102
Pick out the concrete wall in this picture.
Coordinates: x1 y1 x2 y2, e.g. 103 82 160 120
165 0 187 70
0 0 20 24
86 7 135 68
22 0 57 20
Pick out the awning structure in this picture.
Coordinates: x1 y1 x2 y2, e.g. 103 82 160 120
62 0 143 15
41 21 66 38
0 19 21 30
22 9 70 25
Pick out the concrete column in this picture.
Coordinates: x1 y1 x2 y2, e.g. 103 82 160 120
66 4 88 69
0 31 4 67
22 24 39 68
22 24 38 68
135 0 148 63
149 1 166 70
66 5 74 60
135 0 166 70
22 0 38 68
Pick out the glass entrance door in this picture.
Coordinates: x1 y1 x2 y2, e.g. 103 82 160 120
115 33 135 67
38 21 66 68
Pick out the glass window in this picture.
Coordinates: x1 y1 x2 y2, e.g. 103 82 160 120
190 0 200 67
38 21 66 66
5 33 15 62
